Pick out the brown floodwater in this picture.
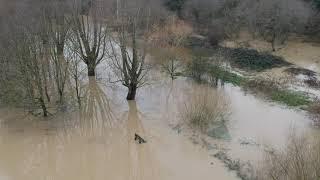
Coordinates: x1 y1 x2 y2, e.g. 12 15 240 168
0 76 239 180
0 63 316 180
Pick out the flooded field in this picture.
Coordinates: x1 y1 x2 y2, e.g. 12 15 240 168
1 0 320 179
0 64 317 179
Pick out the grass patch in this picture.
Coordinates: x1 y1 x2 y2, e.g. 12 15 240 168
270 90 311 107
209 65 246 86
245 79 311 107
186 56 311 108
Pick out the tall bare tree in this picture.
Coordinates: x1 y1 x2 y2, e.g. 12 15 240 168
71 1 109 77
246 0 309 51
108 0 155 100
48 0 72 104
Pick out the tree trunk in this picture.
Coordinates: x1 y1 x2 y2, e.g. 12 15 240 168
39 97 48 117
45 85 51 102
58 90 64 104
271 33 276 52
87 65 95 76
127 84 137 100
271 41 276 52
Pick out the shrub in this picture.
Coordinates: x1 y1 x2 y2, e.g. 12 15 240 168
161 58 183 80
180 85 229 133
258 134 320 180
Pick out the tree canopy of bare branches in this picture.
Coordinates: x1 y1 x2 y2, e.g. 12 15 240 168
71 1 109 77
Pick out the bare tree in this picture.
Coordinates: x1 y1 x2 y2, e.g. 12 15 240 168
162 57 182 80
48 1 72 104
246 0 309 51
13 31 50 116
108 0 157 100
68 46 86 108
71 1 109 77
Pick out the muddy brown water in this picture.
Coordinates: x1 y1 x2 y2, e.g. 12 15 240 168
0 66 316 180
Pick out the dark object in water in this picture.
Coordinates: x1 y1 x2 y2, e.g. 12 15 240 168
135 133 146 144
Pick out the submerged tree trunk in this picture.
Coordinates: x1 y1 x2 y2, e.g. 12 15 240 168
45 84 51 102
127 84 137 100
271 33 276 52
271 40 276 52
87 65 96 76
58 90 64 104
38 97 48 117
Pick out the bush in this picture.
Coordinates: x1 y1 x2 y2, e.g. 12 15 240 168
258 134 320 180
228 48 291 71
180 85 229 133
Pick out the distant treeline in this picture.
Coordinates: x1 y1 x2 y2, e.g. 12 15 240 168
163 0 320 47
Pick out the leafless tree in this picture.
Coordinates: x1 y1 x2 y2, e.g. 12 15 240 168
70 1 109 77
67 45 86 108
162 57 182 80
246 0 310 51
13 31 50 116
108 0 159 100
46 0 72 104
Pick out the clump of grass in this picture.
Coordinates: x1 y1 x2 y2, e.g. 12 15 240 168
258 134 320 180
270 90 311 107
180 85 229 133
209 65 246 86
226 48 291 71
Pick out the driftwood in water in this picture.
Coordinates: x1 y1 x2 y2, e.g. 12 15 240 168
134 133 146 144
